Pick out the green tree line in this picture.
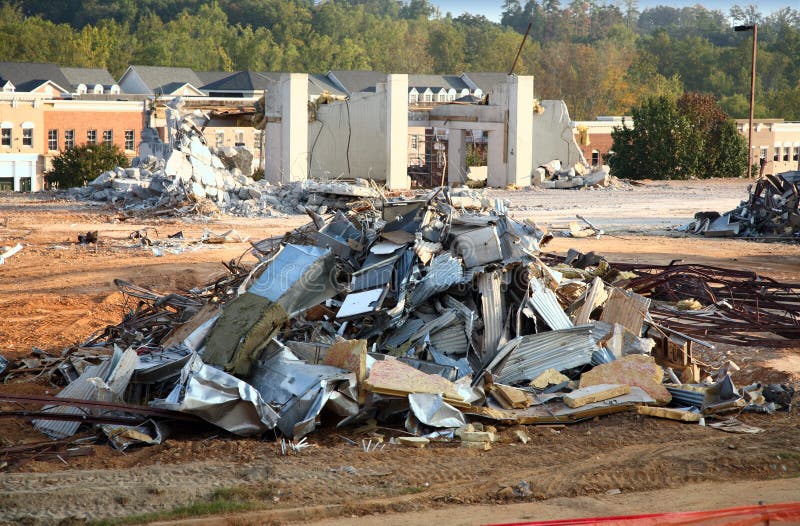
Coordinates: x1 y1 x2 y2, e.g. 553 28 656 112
0 0 798 121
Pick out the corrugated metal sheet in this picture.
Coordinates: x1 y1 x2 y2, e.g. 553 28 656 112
429 322 469 356
478 271 504 357
599 287 651 335
408 253 464 306
528 278 573 330
489 324 600 384
33 360 113 439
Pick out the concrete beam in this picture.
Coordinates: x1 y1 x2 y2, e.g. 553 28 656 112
386 74 409 190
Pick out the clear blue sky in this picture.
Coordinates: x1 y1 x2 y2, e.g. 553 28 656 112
433 1 790 22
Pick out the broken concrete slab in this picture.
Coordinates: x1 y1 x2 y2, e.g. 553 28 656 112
564 384 631 408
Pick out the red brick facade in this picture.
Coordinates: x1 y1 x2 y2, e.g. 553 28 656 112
43 107 143 157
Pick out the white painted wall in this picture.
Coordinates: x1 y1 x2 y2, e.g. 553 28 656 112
532 100 587 169
308 89 388 181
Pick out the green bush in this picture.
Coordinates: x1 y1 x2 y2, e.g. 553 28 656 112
46 143 129 189
605 93 748 180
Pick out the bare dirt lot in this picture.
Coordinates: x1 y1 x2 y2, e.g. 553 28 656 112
1 179 799 525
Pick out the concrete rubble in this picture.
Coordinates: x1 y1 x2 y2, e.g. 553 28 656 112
67 98 386 218
681 171 800 239
1 187 796 463
532 159 613 189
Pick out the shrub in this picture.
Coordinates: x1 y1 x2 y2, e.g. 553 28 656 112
46 143 129 188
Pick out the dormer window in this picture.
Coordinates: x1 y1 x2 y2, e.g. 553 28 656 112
110 84 120 94
93 84 103 94
2 81 14 92
76 84 87 94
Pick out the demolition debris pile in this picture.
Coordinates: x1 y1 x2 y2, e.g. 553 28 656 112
68 98 383 218
532 160 613 189
2 188 797 463
682 171 800 239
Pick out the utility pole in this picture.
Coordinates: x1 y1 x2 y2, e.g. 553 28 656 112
734 24 757 179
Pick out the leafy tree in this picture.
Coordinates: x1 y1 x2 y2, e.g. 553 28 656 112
606 93 747 180
46 143 129 189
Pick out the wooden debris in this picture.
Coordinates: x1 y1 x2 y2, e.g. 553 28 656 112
491 383 531 409
579 355 671 405
564 384 631 408
637 406 701 422
599 287 651 335
397 436 429 448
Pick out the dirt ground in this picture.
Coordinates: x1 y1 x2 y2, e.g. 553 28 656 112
0 179 799 525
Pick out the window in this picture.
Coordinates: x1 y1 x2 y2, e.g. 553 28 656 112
784 148 790 162
64 129 75 149
1 128 10 147
437 92 446 102
409 92 418 103
124 130 134 151
87 129 97 144
760 147 768 161
48 129 58 151
235 131 245 147
424 92 432 102
215 130 225 149
591 150 600 166
773 147 780 162
794 146 799 162
22 128 33 147
102 130 113 144
411 135 419 149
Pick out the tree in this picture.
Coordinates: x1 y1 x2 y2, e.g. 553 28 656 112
46 143 129 189
605 93 747 180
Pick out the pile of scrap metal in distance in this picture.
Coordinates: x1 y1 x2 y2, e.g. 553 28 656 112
682 171 800 239
2 188 795 457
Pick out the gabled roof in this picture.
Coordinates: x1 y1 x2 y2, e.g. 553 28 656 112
123 65 204 95
327 70 387 95
194 70 231 86
408 74 470 92
461 72 508 93
202 70 276 92
0 61 71 93
308 74 346 98
60 67 115 90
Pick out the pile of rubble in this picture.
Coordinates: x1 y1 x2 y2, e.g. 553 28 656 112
682 171 800 238
68 98 383 218
2 188 796 460
533 160 612 189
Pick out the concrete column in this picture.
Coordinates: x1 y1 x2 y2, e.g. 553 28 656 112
487 130 505 187
447 128 466 185
281 73 308 183
386 74 409 189
506 75 533 187
264 121 281 184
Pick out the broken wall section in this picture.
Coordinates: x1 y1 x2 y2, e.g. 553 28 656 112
533 100 587 170
308 75 409 189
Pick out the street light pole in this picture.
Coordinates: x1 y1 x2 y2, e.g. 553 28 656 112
735 24 757 179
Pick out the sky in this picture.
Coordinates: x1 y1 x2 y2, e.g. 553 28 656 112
432 1 791 23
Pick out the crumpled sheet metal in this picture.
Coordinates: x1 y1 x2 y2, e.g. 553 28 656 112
408 393 466 428
153 353 278 436
408 253 465 307
488 324 602 385
248 348 356 438
528 278 573 330
249 243 338 316
101 419 169 451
